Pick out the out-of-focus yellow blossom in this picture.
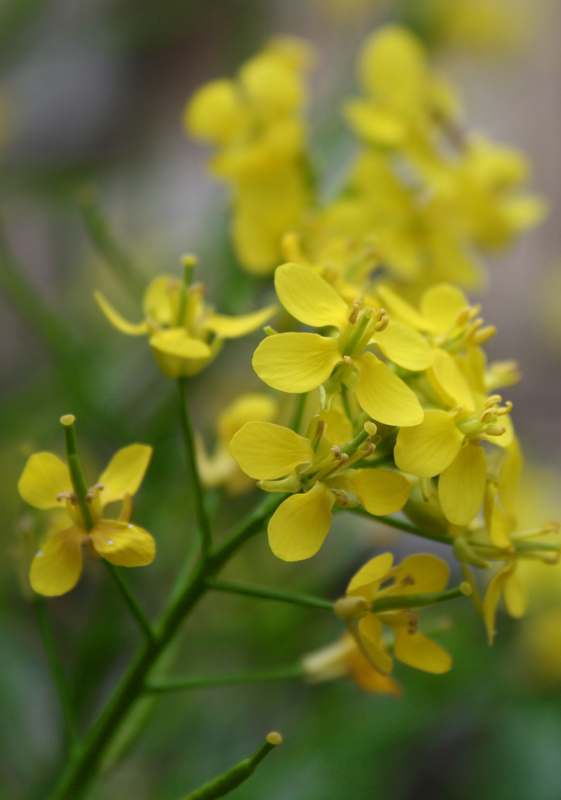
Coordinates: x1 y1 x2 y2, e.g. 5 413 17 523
196 393 279 495
302 632 401 695
185 38 313 274
344 25 459 150
230 416 409 561
430 0 531 53
477 442 560 643
395 395 513 527
95 259 275 378
252 262 428 427
341 553 452 674
18 443 154 596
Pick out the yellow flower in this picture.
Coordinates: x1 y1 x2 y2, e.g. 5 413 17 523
302 633 402 696
343 553 452 674
185 38 313 274
96 261 275 378
230 417 410 561
395 394 513 527
18 444 155 596
252 262 427 427
196 393 279 495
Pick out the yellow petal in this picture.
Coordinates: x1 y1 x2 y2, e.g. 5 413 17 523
438 444 487 526
274 262 349 330
503 570 527 618
338 469 410 516
359 25 427 111
184 79 244 144
483 484 513 548
19 452 72 510
230 421 313 480
428 348 474 411
347 553 394 600
393 554 449 595
394 409 464 478
393 628 452 674
204 305 277 338
94 291 149 336
420 284 469 333
217 394 278 445
358 614 394 674
498 440 522 514
268 482 335 561
355 352 424 427
253 333 342 393
372 321 432 371
483 564 513 644
376 284 437 333
90 520 156 566
143 275 176 325
30 526 83 596
149 329 212 359
98 444 152 507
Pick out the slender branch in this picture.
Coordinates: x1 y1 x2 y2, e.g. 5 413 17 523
34 599 79 746
344 505 454 546
178 732 283 800
104 562 155 641
48 492 286 800
207 578 333 612
177 377 213 558
146 665 305 694
61 416 93 530
371 584 470 613
77 186 146 301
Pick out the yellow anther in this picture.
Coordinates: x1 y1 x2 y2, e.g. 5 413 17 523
471 325 496 346
542 521 560 533
496 401 513 416
343 355 353 366
60 414 76 427
364 421 378 436
331 445 342 458
485 425 506 437
485 395 503 408
181 253 198 268
455 307 472 327
374 314 389 332
281 231 305 262
266 732 283 746
347 300 361 324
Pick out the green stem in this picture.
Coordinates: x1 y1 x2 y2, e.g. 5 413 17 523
77 186 146 301
146 665 305 694
61 416 93 531
177 378 213 558
104 562 155 641
207 579 334 612
34 599 79 746
178 733 282 800
344 506 455 546
372 584 469 613
47 493 286 800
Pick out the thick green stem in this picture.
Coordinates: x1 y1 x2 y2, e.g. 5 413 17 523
177 378 213 558
371 584 470 613
146 665 305 694
207 578 334 612
34 599 79 747
178 733 282 800
47 493 286 800
104 562 155 641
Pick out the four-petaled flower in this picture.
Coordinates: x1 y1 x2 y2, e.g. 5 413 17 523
19 444 155 596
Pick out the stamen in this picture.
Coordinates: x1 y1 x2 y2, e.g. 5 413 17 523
400 574 415 587
343 355 353 366
331 445 342 458
347 300 361 325
485 425 506 437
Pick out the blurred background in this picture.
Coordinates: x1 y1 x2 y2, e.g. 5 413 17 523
2 1 561 798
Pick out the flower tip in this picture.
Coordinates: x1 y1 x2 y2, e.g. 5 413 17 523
181 253 198 268
460 581 472 597
60 414 76 427
266 732 283 746
364 420 377 436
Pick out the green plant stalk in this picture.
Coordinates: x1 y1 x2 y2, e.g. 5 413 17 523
178 378 213 558
290 391 308 434
77 186 146 301
61 417 93 531
103 562 155 641
371 584 468 613
34 598 79 747
178 733 282 800
146 664 305 694
207 578 334 611
48 491 286 800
